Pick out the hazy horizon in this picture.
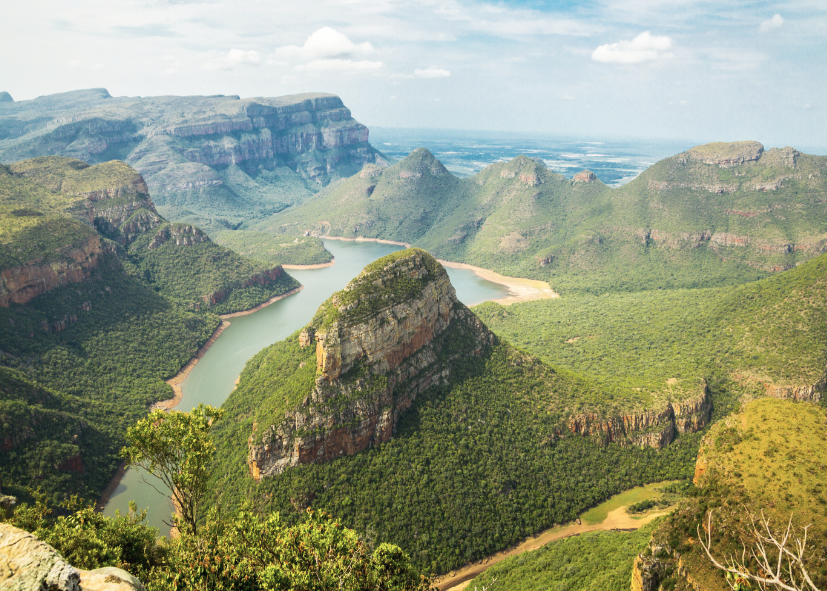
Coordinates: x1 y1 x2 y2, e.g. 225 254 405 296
3 0 825 149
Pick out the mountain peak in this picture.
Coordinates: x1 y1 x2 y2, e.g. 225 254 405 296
0 92 12 103
395 148 450 178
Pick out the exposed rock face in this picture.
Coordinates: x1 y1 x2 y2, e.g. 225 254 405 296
248 249 493 479
766 372 824 403
685 141 764 167
566 384 711 449
573 170 597 183
0 90 388 221
0 234 103 307
0 523 145 590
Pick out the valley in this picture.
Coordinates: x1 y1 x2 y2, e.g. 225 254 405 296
1 92 826 590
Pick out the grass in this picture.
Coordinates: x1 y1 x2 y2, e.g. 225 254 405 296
467 521 661 591
580 481 682 525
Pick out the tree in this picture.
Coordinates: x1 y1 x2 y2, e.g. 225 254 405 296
699 509 821 591
121 404 223 534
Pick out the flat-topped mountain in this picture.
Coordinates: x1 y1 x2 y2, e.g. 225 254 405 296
269 142 827 295
0 89 389 230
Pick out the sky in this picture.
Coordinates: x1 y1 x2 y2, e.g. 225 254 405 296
2 0 826 150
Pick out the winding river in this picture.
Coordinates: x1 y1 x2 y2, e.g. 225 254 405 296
103 239 510 533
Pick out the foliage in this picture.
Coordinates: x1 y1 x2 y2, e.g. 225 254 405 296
0 255 219 502
147 507 431 591
2 491 165 580
212 230 332 266
209 338 702 574
468 520 660 591
474 251 827 414
122 404 224 534
126 231 300 314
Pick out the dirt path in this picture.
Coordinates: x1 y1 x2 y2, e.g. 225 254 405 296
436 506 670 591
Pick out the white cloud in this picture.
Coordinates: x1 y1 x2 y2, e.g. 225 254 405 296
393 68 451 80
296 59 383 72
275 27 374 60
591 31 673 64
562 94 575 100
759 14 784 33
202 49 261 71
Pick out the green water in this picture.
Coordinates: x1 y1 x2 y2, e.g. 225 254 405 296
103 240 509 533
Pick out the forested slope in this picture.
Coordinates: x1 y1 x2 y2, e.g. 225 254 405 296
272 141 827 294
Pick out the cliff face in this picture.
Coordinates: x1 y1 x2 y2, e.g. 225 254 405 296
566 384 712 449
248 249 492 479
0 90 388 225
0 234 103 307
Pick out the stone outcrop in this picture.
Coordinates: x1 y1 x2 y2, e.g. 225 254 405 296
766 371 825 403
248 249 493 479
685 141 764 167
573 170 597 183
0 234 103 307
566 384 711 449
0 523 145 590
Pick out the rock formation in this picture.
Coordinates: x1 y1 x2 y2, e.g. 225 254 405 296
685 141 764 167
248 248 493 479
0 90 389 223
0 234 104 307
566 384 711 449
573 170 597 183
0 523 145 590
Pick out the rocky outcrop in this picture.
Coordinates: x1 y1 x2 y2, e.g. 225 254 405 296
573 170 597 183
0 523 145 590
566 384 711 449
0 234 103 307
685 141 764 167
766 372 825 403
0 91 388 219
248 249 493 479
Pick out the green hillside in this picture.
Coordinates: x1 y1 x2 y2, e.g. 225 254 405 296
0 157 299 502
207 250 703 575
639 398 827 590
211 230 332 266
271 143 827 295
475 250 827 407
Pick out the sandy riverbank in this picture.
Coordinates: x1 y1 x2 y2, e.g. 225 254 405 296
320 236 557 305
219 285 304 319
282 261 335 270
438 505 670 591
437 259 558 305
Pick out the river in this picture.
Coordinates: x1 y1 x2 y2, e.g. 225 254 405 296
103 239 509 533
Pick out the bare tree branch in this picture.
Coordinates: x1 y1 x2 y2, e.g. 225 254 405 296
698 509 821 591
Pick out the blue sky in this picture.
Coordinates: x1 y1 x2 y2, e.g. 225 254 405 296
3 0 825 150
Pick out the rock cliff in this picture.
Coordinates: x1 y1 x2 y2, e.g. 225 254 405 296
248 248 493 479
0 90 389 224
0 233 104 307
566 384 711 449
